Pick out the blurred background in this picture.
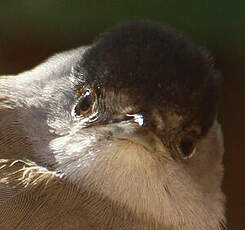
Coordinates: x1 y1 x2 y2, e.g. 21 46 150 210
0 1 244 229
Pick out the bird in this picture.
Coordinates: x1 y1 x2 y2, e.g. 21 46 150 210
0 20 226 230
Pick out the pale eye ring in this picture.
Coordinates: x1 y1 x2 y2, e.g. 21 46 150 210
74 90 95 116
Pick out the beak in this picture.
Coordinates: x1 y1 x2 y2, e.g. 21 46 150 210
107 114 165 153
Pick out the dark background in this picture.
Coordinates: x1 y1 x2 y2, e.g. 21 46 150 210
0 1 244 229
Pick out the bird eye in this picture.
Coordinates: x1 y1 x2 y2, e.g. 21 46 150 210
74 90 95 116
179 135 196 158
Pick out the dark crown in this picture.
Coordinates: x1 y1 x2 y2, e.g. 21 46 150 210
79 20 220 136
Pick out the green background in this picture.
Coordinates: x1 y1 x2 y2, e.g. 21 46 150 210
0 1 244 229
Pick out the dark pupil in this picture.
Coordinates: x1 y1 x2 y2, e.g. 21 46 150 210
75 93 93 115
180 136 194 157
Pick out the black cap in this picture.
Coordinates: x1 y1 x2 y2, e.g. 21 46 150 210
79 20 221 136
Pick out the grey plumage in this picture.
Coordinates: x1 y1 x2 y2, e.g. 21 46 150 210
0 21 226 230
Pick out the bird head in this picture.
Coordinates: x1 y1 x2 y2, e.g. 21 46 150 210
0 21 225 230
